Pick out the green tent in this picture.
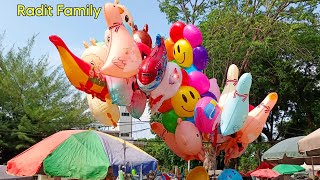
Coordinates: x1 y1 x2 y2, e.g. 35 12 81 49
273 164 305 175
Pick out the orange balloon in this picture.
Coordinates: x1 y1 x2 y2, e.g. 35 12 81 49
158 98 173 113
165 38 175 61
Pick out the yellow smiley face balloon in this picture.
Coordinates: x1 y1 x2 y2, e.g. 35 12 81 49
173 39 193 68
171 86 200 117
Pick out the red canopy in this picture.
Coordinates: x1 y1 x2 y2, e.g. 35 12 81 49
245 162 276 176
251 169 280 178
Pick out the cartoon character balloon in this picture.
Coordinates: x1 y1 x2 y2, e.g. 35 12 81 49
114 0 134 30
137 35 168 92
151 122 198 161
133 24 152 48
126 85 147 119
100 3 142 78
87 95 120 127
106 76 134 106
175 118 204 161
149 62 183 114
49 35 109 102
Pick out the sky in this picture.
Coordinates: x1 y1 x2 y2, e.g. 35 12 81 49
0 0 172 139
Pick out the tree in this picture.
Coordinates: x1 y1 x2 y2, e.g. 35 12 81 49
0 35 93 164
199 0 320 141
158 0 214 24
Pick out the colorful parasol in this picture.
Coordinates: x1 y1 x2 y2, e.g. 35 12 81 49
250 168 280 178
7 130 157 180
273 164 305 175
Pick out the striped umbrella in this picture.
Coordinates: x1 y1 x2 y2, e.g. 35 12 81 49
7 130 157 180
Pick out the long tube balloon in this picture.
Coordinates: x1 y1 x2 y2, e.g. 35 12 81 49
237 92 278 144
220 73 252 136
218 64 239 108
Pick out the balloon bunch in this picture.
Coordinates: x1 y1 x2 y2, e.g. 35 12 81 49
149 21 279 163
49 0 278 164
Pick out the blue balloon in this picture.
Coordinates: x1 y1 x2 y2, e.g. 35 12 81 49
218 169 242 180
184 64 199 74
186 116 195 125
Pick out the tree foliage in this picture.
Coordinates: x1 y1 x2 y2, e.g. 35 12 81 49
199 0 320 141
158 0 214 24
0 35 92 164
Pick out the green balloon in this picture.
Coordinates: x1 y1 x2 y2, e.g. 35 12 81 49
131 169 137 175
162 110 185 133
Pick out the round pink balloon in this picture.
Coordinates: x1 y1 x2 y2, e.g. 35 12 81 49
183 24 203 48
188 71 210 95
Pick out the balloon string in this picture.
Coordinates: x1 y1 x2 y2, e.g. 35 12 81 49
226 79 238 86
233 90 248 102
109 22 123 32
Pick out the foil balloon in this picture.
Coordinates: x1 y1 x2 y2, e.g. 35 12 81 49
171 86 200 117
164 38 175 61
137 35 168 92
114 0 134 30
209 78 221 101
193 46 209 71
219 64 239 108
133 24 152 48
194 97 221 133
136 42 151 60
49 35 109 102
173 39 193 68
126 89 147 119
169 21 186 42
220 73 252 136
151 122 197 161
175 118 204 161
183 24 203 48
150 62 183 114
237 92 278 144
188 71 210 95
87 95 120 127
81 39 107 70
100 3 142 78
106 76 134 106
